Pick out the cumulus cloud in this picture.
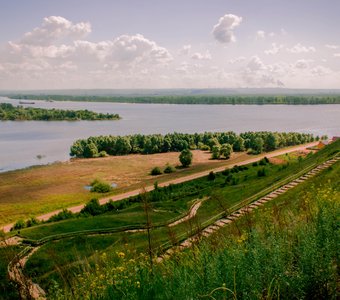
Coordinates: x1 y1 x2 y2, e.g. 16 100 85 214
191 51 211 60
178 44 191 55
325 44 339 50
228 56 246 64
247 56 266 71
294 59 312 69
334 53 340 57
287 43 316 53
256 30 265 40
19 16 91 46
212 14 242 44
264 43 283 55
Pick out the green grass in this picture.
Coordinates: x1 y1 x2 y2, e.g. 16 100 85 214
0 245 22 300
20 140 340 296
51 156 340 299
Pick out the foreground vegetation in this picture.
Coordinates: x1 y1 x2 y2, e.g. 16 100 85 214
57 174 339 299
8 94 340 105
15 140 339 298
70 131 316 158
0 103 120 121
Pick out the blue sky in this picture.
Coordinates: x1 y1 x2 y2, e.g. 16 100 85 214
0 0 339 89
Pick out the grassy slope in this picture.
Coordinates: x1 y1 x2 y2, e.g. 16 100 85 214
53 155 339 299
22 141 339 292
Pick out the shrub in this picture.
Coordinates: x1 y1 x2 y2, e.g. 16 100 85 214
179 149 193 167
257 168 267 177
207 171 216 181
151 167 162 175
98 151 108 157
222 169 230 176
81 198 104 216
26 217 39 228
163 165 176 173
90 179 112 193
252 161 258 167
12 219 26 231
48 209 74 222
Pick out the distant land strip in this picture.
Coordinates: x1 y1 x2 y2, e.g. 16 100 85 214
6 94 340 105
0 103 120 121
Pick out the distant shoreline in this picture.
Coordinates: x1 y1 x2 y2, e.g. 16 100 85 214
4 94 340 105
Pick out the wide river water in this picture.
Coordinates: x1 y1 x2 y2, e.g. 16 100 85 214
0 97 339 173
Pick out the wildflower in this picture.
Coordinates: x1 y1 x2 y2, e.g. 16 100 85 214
136 281 141 288
118 252 125 258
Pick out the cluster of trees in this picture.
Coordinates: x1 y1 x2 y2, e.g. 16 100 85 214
9 94 340 105
70 131 316 158
0 103 120 121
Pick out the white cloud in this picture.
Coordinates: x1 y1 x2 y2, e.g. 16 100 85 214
228 56 246 64
334 53 340 57
19 16 91 46
191 51 211 60
256 30 265 40
264 43 283 55
286 43 316 53
325 44 340 50
178 44 191 55
294 59 312 69
212 14 242 44
247 56 266 71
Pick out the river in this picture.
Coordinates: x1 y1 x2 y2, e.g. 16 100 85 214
0 97 339 172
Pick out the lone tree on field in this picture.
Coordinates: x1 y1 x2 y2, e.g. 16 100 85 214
179 149 193 167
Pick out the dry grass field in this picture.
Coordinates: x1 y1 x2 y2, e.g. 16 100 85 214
0 150 249 226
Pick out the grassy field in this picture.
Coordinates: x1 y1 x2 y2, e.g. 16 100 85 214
0 150 249 226
46 152 340 299
19 141 339 293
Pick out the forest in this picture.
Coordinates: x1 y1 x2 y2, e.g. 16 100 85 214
0 103 120 121
7 94 340 105
70 131 316 158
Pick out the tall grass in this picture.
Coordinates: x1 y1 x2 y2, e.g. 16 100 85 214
48 165 339 299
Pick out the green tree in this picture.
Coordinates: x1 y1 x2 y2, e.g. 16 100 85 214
211 145 221 159
179 149 193 167
220 143 233 159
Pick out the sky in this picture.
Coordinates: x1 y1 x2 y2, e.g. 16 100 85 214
0 0 340 90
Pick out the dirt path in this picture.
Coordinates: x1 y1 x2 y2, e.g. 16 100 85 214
1 142 318 233
7 246 46 300
169 199 204 227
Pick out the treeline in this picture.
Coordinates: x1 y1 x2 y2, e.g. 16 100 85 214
70 131 316 158
7 94 340 105
0 103 120 121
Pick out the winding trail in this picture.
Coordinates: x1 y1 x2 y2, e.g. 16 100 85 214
1 142 318 233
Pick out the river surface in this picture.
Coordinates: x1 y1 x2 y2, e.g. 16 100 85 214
0 97 339 172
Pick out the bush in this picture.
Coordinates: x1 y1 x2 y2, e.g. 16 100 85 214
98 151 108 157
90 179 112 193
179 149 193 167
207 171 216 181
163 165 176 174
222 168 230 176
81 198 104 216
48 209 74 222
252 161 258 167
26 217 39 228
12 219 26 231
257 168 267 177
151 167 162 175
